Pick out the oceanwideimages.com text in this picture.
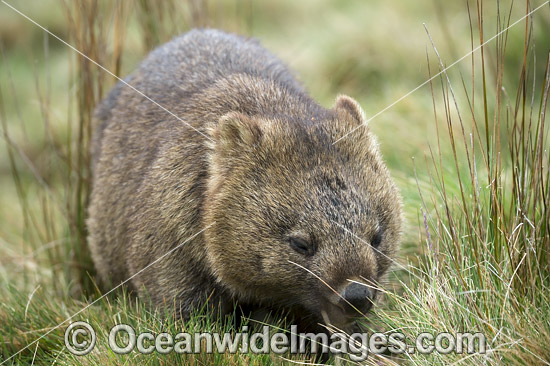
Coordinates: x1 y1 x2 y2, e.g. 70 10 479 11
65 321 486 361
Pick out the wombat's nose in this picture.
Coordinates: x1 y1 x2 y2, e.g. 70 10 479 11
339 282 375 316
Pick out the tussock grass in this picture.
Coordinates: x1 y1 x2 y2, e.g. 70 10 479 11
367 2 550 365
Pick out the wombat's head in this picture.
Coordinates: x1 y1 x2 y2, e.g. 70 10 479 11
204 95 402 330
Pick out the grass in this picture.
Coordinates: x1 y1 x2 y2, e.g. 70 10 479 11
0 0 549 365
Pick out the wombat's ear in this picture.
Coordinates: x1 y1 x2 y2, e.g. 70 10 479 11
213 112 262 148
334 95 366 126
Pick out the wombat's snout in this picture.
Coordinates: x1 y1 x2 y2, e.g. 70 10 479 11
339 282 375 316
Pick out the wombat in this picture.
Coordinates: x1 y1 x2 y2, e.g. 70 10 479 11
87 29 402 332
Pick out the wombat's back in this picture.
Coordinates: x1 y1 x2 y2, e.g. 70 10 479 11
92 29 304 168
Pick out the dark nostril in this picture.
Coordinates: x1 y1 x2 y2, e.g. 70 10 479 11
340 282 375 315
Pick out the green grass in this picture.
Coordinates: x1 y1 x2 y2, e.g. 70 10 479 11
1 0 549 365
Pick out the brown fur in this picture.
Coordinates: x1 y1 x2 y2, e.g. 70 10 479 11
87 29 402 331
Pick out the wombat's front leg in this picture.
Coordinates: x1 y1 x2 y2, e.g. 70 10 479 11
175 287 234 323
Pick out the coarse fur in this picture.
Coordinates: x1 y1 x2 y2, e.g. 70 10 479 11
87 29 402 332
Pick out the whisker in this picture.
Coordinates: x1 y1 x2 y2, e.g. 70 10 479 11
287 260 367 318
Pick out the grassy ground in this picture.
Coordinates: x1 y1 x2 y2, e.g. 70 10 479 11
0 0 549 365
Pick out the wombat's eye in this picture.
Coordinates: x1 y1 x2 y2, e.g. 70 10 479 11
371 232 383 247
288 237 313 256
